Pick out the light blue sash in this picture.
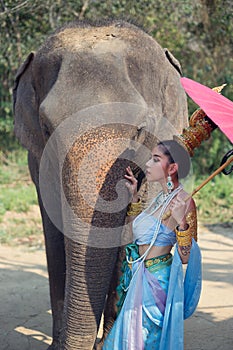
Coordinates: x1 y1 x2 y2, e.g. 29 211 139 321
103 239 202 350
159 239 202 349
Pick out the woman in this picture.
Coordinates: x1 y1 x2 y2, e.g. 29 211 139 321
103 140 202 350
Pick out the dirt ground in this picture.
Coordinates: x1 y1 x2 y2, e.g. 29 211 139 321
0 222 233 350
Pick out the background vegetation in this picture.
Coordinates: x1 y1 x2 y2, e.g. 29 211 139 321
0 0 232 245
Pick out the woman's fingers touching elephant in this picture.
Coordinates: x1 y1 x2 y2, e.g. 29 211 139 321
124 166 138 198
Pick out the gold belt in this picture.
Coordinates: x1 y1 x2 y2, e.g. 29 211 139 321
144 253 172 268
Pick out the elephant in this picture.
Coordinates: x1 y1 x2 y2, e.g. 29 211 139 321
13 20 188 350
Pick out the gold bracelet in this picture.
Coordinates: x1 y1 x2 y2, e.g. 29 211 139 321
175 225 192 247
127 199 142 216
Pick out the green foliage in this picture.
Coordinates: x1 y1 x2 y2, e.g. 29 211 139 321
0 0 233 173
0 0 232 182
0 145 28 178
192 127 232 175
0 184 37 213
0 148 41 245
0 149 37 216
195 173 233 224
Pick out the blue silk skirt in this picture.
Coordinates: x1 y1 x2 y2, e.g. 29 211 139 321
103 240 202 350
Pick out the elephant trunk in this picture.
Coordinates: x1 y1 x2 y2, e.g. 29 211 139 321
58 128 134 349
61 239 119 349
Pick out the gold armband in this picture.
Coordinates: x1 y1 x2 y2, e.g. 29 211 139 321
175 225 192 246
126 199 142 216
175 209 198 246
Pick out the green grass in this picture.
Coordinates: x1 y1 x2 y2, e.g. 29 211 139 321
0 148 38 216
0 148 42 246
195 174 233 224
0 209 43 246
0 147 29 183
0 184 38 215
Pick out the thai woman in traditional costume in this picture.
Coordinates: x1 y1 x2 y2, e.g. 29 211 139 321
103 140 202 350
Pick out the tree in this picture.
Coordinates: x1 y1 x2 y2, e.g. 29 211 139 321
0 0 232 175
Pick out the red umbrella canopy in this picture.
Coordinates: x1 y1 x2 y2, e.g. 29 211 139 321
181 77 233 143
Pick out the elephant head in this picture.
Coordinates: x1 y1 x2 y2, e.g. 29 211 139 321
13 20 188 349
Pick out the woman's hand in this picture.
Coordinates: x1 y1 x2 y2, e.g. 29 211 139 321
124 166 138 202
170 193 190 228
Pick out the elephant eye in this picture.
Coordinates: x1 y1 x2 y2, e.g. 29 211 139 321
41 122 51 140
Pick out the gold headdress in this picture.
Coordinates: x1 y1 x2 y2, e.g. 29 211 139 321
174 84 227 156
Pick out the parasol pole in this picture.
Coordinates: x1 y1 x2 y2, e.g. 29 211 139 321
162 154 233 220
191 155 233 197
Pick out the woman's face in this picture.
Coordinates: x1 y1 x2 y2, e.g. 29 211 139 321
145 146 170 183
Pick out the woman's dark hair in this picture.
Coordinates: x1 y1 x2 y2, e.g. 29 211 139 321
157 140 191 179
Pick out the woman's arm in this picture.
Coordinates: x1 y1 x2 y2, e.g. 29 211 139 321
171 195 197 264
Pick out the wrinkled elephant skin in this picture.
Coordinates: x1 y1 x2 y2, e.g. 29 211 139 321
13 20 188 350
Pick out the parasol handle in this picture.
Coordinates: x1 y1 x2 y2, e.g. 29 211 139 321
191 153 233 197
162 152 233 220
220 149 233 175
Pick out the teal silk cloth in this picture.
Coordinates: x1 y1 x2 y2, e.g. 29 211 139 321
115 243 141 314
116 244 172 317
103 239 202 350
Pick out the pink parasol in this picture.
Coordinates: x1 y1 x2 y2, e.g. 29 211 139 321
180 77 233 143
162 78 233 220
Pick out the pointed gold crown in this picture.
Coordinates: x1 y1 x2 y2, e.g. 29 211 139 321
174 84 227 156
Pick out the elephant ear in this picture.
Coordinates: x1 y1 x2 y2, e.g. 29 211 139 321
13 51 44 159
164 48 183 76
